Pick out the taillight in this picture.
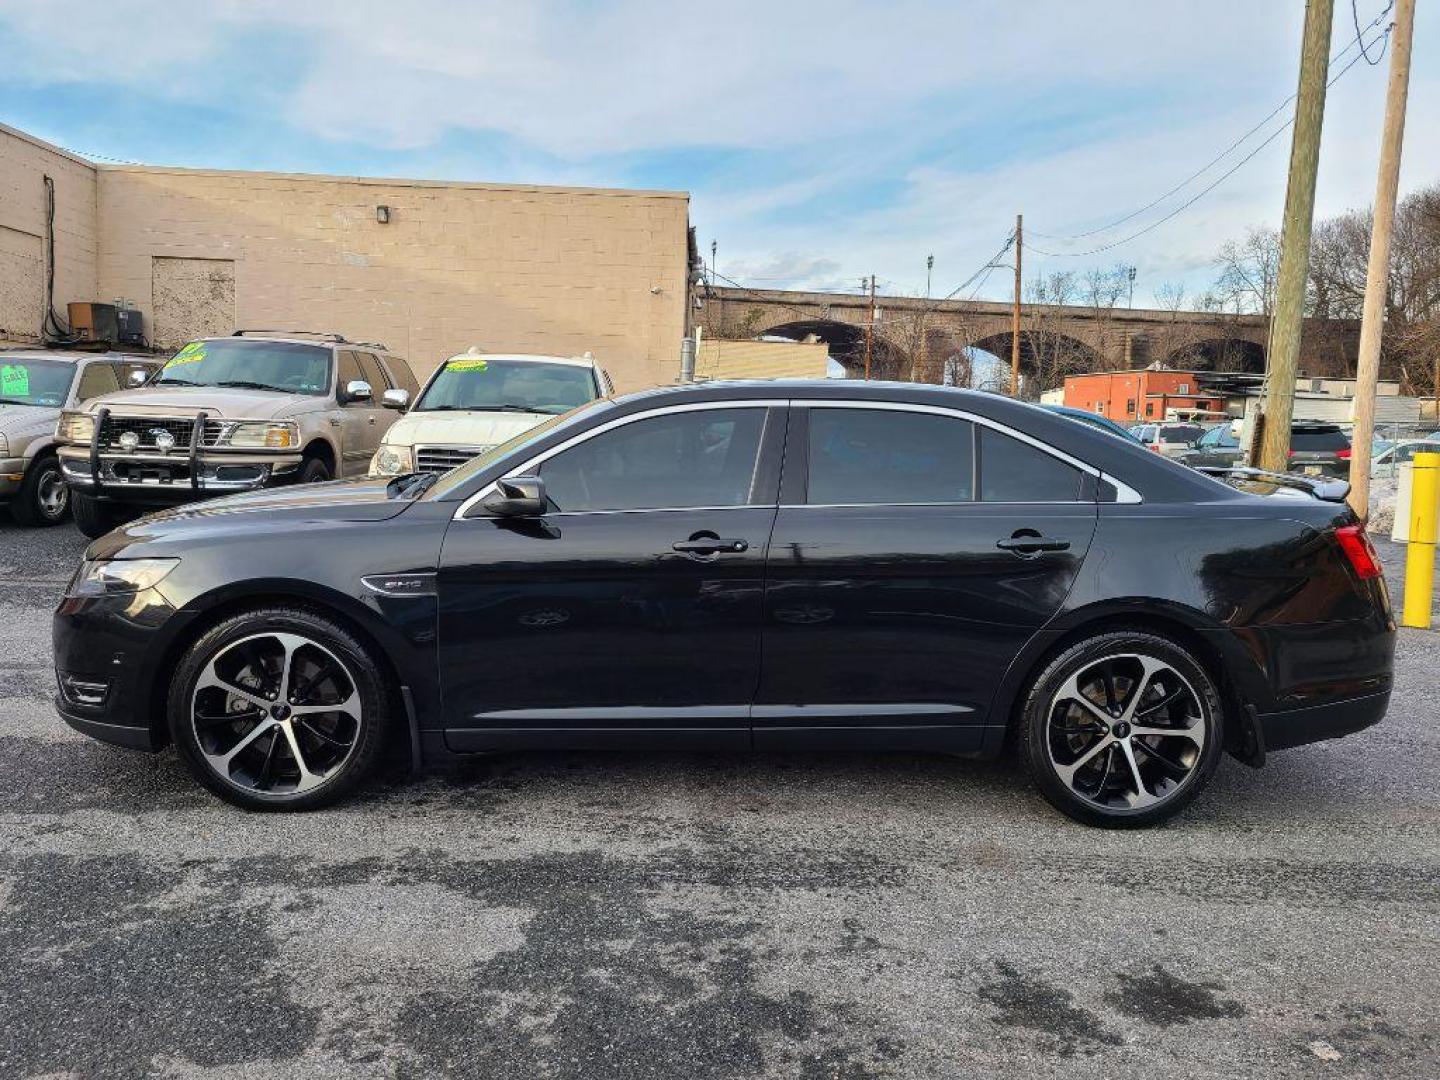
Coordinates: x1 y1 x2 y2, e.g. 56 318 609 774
1287 449 1296 458
1149 443 1161 453
1335 524 1382 580
1336 447 1352 460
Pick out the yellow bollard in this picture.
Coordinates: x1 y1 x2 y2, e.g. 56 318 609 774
1402 451 1440 629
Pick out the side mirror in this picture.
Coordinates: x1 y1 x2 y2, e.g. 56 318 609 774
128 368 149 387
344 379 373 403
381 387 410 410
478 476 548 518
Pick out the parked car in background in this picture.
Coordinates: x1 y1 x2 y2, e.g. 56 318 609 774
1371 436 1440 477
1133 421 1205 457
54 381 1393 828
1041 404 1144 443
1 350 158 526
54 331 420 538
371 350 611 476
1175 422 1243 471
1176 421 1352 479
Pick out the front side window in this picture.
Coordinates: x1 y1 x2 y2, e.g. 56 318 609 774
807 409 973 505
979 427 1083 502
416 358 600 416
153 340 331 395
353 351 391 390
540 408 766 512
0 357 74 406
76 362 121 401
337 351 366 403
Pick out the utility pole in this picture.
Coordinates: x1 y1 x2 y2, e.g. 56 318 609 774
921 254 934 382
1127 265 1137 308
1348 0 1413 517
864 274 876 380
1257 0 1334 473
1010 213 1023 397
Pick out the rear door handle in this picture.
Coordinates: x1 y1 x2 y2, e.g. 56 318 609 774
673 538 749 554
996 536 1070 554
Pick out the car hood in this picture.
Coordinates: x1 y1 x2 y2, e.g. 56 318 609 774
0 404 59 445
87 476 414 558
384 409 552 447
78 386 316 420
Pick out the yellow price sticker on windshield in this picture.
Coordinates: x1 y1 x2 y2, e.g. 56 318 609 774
167 342 208 366
1 364 30 397
446 357 489 372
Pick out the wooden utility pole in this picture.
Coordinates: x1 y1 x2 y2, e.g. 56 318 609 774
1349 0 1414 517
1010 213 1023 396
864 274 876 380
1257 0 1334 472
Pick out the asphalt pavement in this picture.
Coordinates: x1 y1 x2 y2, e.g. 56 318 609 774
1 518 1436 1079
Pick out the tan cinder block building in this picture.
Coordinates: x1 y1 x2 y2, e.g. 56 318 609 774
1 122 691 391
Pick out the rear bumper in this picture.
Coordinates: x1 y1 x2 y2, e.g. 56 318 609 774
1256 689 1390 753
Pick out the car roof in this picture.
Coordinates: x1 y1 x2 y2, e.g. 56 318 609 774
196 334 395 354
0 348 153 363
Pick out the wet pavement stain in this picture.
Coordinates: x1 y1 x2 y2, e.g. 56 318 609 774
1105 965 1246 1027
0 853 320 1079
976 961 1121 1057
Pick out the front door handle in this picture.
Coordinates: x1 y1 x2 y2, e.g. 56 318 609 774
996 535 1070 554
673 537 749 554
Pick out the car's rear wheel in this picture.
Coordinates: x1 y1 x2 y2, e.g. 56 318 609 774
1019 630 1224 828
10 455 69 526
168 607 389 810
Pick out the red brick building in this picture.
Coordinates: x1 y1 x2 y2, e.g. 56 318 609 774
1061 369 1226 423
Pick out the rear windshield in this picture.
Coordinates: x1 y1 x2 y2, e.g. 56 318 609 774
0 357 74 406
1292 429 1349 451
416 358 599 415
1159 424 1203 443
151 340 331 396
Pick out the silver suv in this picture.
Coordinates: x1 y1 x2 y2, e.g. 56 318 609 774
1 350 159 526
54 331 419 538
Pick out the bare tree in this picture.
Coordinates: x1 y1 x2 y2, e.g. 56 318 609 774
1214 226 1282 316
1020 271 1096 396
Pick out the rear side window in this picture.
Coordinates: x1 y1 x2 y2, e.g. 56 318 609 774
978 427 1083 502
1292 428 1349 451
806 409 973 505
1159 424 1203 444
540 407 766 512
383 356 419 397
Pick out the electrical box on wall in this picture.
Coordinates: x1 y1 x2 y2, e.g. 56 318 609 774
116 307 145 347
67 302 119 346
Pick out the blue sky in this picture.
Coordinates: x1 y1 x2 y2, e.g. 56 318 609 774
2 1 1435 306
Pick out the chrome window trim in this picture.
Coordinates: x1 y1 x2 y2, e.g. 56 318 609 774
452 396 1143 521
452 400 785 521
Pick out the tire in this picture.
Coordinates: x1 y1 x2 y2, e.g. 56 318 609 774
295 456 332 485
1018 630 1225 828
71 491 125 539
9 455 69 526
167 606 390 811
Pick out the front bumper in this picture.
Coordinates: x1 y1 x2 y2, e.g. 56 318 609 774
53 585 180 752
58 446 301 501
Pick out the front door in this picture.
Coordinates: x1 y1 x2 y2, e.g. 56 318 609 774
755 404 1098 752
437 404 784 752
335 350 386 475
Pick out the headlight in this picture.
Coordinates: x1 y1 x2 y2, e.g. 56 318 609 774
223 421 299 449
66 558 179 597
56 411 96 444
371 443 414 476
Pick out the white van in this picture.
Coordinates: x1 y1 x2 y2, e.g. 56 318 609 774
370 350 612 475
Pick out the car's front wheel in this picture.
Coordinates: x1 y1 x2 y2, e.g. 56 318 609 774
1019 630 1224 828
168 607 389 810
9 455 69 526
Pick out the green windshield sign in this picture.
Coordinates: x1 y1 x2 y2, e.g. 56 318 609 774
166 342 208 367
0 364 29 397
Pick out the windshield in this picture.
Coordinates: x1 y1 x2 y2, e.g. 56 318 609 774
151 340 331 395
0 358 75 406
426 398 615 500
415 357 599 415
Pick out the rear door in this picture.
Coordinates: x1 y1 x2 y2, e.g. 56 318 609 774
755 403 1098 752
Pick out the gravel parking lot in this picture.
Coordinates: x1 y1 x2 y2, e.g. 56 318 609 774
1 520 1437 1079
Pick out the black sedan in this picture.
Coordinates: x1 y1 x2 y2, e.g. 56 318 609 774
53 381 1395 826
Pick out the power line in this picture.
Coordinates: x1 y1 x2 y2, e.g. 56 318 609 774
1028 2 1393 245
939 233 1015 300
1354 0 1393 64
1026 27 1389 260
